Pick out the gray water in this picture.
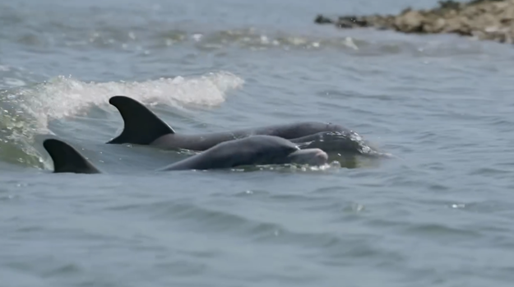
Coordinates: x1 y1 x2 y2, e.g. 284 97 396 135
2 0 514 286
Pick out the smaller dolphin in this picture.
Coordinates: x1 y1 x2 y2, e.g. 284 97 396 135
43 135 328 174
106 95 358 152
43 139 101 174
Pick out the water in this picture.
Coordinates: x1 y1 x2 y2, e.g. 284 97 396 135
2 0 514 286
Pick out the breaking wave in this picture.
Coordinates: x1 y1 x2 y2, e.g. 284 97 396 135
0 71 245 168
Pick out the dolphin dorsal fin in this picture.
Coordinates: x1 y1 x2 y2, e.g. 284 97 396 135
43 139 101 174
107 95 175 145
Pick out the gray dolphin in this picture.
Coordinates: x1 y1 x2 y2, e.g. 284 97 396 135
43 135 328 174
106 95 361 152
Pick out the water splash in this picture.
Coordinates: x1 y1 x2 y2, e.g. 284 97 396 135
0 71 245 168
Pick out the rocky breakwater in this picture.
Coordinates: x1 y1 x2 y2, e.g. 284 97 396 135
315 0 514 44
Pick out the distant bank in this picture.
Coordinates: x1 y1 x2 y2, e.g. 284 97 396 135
315 0 514 44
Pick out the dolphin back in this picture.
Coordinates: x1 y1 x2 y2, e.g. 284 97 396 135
107 95 175 145
43 139 101 174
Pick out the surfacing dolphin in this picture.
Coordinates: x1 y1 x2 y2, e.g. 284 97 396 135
105 95 364 153
43 135 329 174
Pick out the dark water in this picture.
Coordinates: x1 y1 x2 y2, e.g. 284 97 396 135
2 0 514 286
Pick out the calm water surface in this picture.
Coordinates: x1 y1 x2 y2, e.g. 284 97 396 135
2 0 514 286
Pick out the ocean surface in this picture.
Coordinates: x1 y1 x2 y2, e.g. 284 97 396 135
2 0 514 286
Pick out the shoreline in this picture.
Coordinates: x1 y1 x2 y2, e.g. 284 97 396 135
314 0 514 44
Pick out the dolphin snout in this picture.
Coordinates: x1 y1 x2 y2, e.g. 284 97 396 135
288 148 328 166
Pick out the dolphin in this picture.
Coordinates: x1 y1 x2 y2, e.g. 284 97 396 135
43 135 329 174
105 95 364 153
42 139 101 174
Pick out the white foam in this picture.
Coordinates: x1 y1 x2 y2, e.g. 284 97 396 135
14 71 244 133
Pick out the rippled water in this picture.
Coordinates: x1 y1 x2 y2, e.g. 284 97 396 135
2 0 514 286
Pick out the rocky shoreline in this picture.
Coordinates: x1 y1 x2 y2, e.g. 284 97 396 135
315 0 514 44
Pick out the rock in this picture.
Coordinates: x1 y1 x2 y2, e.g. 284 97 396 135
314 0 514 44
424 18 446 33
314 15 333 24
394 10 424 33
